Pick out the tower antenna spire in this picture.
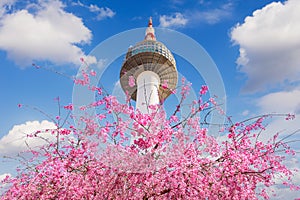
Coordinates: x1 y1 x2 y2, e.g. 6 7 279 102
145 17 156 41
148 16 153 27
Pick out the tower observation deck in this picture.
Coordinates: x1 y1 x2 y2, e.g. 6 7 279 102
120 17 178 113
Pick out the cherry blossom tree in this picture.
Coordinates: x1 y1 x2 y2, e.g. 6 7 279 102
1 69 299 200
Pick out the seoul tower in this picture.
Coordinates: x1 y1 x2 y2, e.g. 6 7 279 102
120 17 178 113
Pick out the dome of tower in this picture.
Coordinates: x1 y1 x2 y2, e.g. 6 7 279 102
120 18 178 101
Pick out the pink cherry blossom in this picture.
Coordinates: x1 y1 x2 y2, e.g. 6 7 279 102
128 75 135 87
63 104 73 110
1 72 299 200
200 85 208 95
89 70 96 76
162 80 168 89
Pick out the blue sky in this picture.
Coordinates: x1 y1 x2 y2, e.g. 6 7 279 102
0 0 300 198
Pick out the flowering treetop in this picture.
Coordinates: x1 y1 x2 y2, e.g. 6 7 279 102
1 69 299 200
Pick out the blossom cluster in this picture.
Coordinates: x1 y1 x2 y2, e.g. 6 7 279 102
1 70 299 199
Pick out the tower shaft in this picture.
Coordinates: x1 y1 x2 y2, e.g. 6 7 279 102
136 71 160 113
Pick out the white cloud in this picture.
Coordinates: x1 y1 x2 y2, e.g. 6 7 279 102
247 89 300 198
0 0 15 7
0 0 93 66
0 0 16 17
159 13 188 28
231 0 300 93
71 1 84 7
89 5 115 20
0 120 57 155
82 55 98 66
232 4 300 197
257 88 300 114
255 87 300 147
72 1 115 21
159 2 233 28
195 3 232 24
95 58 107 69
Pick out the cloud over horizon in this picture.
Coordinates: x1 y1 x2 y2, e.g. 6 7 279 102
257 88 300 114
159 1 233 28
72 1 115 21
89 5 115 20
159 12 188 28
0 120 56 155
0 0 94 66
191 2 233 25
231 0 300 93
